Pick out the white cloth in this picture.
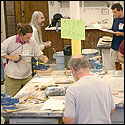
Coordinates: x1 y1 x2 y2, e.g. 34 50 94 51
31 25 44 50
1 35 43 79
64 75 115 124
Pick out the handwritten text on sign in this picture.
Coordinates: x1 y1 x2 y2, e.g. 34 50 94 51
61 18 85 40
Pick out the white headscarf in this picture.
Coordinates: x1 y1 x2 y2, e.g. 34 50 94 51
30 11 44 43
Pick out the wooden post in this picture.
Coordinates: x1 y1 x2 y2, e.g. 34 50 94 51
69 1 81 56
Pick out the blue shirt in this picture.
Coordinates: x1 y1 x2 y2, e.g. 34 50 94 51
111 17 124 51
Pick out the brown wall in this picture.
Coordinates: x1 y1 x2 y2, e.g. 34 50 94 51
4 1 16 37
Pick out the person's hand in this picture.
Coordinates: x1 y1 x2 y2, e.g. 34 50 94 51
38 55 48 63
101 27 108 29
12 53 20 62
44 41 51 48
114 31 122 36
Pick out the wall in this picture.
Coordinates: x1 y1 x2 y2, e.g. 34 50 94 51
48 1 124 27
1 1 6 42
1 1 124 40
48 1 60 24
60 1 114 27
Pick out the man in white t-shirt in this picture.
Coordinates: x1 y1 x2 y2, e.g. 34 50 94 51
62 55 115 124
1 24 48 97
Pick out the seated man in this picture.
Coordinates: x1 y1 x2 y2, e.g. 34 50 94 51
63 55 115 124
118 40 124 63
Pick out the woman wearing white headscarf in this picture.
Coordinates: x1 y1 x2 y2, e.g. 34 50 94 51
30 11 51 50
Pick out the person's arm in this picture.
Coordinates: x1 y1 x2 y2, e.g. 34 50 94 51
39 44 44 50
2 53 20 62
62 89 76 124
110 108 116 115
43 41 51 48
114 32 124 37
62 117 75 124
118 52 124 63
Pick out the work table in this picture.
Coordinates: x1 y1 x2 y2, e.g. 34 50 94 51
1 70 124 124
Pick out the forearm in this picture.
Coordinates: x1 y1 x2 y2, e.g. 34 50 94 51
2 53 20 62
120 32 124 37
114 32 124 36
118 56 124 63
2 54 15 61
118 52 124 63
110 108 116 115
62 117 75 124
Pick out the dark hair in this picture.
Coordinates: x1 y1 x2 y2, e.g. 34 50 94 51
17 23 33 36
111 3 123 11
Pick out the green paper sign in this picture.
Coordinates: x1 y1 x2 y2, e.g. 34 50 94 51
61 18 85 40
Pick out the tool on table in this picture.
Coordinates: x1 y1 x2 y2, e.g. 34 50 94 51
1 92 19 112
64 68 69 78
15 55 45 63
40 85 48 91
33 62 50 71
64 69 71 77
34 85 48 91
19 96 29 104
89 56 101 61
55 80 73 84
99 70 108 75
44 87 66 96
23 58 50 71
19 95 48 104
28 96 46 102
48 85 58 87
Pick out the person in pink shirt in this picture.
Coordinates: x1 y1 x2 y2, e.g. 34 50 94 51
1 24 48 97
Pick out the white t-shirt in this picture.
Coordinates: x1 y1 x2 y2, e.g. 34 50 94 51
64 75 115 124
31 25 44 50
1 35 43 79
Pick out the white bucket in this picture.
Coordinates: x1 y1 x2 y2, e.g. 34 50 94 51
82 49 98 58
53 51 65 70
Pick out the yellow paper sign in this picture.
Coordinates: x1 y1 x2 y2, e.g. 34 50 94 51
61 18 85 40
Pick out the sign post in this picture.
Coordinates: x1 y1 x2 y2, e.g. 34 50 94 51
61 1 85 83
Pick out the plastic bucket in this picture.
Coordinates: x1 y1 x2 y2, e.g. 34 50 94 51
53 51 65 70
82 49 98 58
